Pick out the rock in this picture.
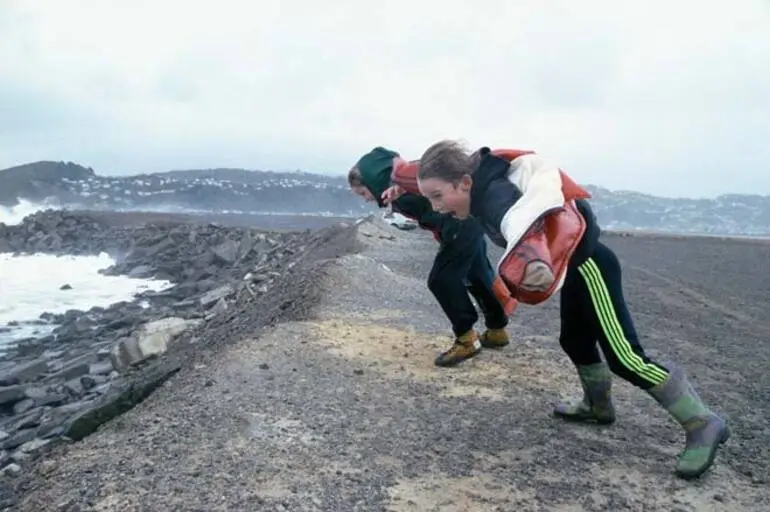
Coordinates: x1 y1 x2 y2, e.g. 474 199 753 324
236 234 256 261
11 408 45 430
64 360 181 441
245 272 270 283
2 463 21 477
89 361 114 375
199 284 234 307
0 385 26 405
109 317 203 371
22 387 47 399
63 378 84 397
40 349 65 360
18 437 51 454
31 393 66 408
143 237 176 258
127 264 155 278
12 398 36 415
1 428 37 451
59 284 72 290
10 450 31 463
82 374 107 390
211 298 228 316
0 358 49 384
212 239 238 264
47 354 96 382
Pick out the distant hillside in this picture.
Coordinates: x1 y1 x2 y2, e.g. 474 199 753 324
0 161 96 204
1 161 769 235
150 168 348 187
0 162 368 217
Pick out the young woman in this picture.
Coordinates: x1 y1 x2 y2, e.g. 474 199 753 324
382 140 729 480
348 145 517 367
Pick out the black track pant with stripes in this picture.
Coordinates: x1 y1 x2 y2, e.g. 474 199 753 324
559 241 670 390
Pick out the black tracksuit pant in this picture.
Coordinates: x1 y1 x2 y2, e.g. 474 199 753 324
559 241 670 389
427 218 509 337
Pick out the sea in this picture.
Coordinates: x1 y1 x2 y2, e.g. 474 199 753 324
0 200 172 349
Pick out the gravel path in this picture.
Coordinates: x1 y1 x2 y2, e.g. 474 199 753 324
7 219 769 511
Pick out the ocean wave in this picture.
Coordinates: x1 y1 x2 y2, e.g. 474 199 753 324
0 198 61 226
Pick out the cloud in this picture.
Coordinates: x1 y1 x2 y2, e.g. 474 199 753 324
1 0 768 197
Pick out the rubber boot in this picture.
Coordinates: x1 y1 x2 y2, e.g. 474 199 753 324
434 330 482 367
553 362 616 425
647 362 730 480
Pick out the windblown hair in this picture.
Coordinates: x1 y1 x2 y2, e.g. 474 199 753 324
418 139 476 184
347 166 364 188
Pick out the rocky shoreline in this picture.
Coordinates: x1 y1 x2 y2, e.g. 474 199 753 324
0 209 362 483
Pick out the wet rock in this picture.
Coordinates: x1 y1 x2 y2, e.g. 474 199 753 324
127 264 155 278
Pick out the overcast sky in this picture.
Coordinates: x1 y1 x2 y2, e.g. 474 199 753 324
1 0 768 198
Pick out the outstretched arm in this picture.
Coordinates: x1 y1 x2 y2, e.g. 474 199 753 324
390 158 422 195
381 157 422 205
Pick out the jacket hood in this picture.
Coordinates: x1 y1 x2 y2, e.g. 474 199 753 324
355 146 400 207
469 147 513 217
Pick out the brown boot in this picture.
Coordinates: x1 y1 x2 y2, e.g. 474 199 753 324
434 330 482 367
480 328 510 349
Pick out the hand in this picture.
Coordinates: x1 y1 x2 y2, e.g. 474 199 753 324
381 185 406 205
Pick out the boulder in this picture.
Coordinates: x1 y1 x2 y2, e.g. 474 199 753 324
109 317 203 371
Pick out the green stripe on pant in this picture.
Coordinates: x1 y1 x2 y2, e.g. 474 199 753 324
578 257 669 387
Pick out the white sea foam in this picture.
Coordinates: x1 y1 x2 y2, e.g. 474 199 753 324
0 252 172 347
0 198 54 226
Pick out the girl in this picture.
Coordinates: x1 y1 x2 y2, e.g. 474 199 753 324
383 140 729 480
348 146 517 367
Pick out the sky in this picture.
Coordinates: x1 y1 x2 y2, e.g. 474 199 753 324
1 0 768 198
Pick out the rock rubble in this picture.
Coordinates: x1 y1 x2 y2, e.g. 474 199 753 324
0 209 357 479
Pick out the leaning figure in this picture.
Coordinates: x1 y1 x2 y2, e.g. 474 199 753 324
382 141 729 480
348 146 517 367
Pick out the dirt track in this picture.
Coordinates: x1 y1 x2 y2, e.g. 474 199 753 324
8 219 770 511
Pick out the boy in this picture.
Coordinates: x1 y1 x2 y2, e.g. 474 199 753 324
382 141 729 480
348 146 517 367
